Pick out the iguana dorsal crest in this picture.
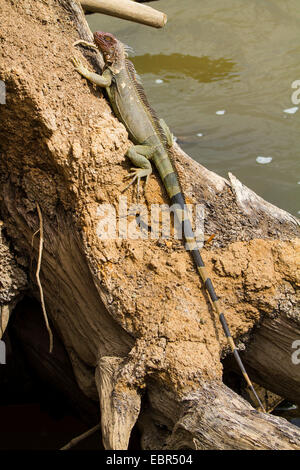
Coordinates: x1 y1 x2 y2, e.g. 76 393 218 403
125 59 169 149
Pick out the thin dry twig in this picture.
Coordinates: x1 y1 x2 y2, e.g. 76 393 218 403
60 423 101 450
31 228 40 247
36 203 53 353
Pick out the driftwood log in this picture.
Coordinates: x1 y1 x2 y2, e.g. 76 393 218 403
79 0 167 28
0 0 299 450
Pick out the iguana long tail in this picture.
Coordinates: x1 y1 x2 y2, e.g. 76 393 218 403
157 159 266 412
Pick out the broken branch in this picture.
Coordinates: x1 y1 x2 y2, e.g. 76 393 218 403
79 0 167 28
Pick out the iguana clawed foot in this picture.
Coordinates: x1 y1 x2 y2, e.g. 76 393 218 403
71 56 87 75
122 145 153 200
73 39 98 50
123 167 152 201
71 55 112 87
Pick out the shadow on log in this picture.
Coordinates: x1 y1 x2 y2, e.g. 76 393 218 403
0 0 299 450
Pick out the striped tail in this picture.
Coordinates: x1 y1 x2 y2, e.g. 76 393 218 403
167 188 265 413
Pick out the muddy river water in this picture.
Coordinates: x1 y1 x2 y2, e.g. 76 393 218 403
88 0 300 217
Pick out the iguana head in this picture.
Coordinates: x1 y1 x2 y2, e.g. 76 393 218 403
94 31 124 70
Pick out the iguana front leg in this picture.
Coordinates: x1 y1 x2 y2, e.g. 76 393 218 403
72 56 153 200
123 145 154 200
72 57 112 87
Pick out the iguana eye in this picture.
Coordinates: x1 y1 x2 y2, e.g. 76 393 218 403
104 35 112 42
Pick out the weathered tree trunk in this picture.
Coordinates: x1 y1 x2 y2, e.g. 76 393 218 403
0 0 299 450
0 229 27 340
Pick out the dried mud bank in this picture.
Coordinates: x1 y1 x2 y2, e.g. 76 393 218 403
0 0 299 449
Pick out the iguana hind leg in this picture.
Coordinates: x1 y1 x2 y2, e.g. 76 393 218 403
123 145 154 200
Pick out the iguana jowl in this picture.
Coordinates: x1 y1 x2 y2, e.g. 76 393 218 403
72 31 264 412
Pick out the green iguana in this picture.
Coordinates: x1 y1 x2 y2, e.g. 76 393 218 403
72 31 264 412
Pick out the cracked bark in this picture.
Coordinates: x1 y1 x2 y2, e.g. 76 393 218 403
0 228 27 339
